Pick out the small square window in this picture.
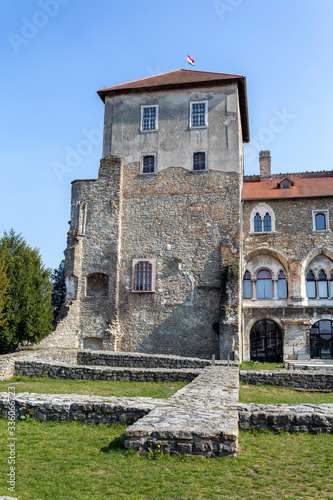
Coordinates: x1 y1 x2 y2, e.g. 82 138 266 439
132 259 155 292
142 155 155 173
193 152 206 171
141 105 158 131
190 101 207 128
312 210 329 232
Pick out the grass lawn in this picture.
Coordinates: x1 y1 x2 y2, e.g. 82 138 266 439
240 383 333 404
0 419 332 499
240 361 285 370
0 376 187 398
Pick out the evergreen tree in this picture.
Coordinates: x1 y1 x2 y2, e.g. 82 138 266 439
0 254 9 328
52 260 66 321
0 230 54 353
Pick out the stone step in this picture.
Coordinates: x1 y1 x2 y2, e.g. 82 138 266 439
286 360 333 371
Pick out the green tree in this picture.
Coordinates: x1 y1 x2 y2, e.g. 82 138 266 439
0 254 9 328
0 230 54 353
52 259 66 321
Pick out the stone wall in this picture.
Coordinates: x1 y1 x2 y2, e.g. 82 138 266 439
240 369 333 390
0 392 162 426
0 349 77 381
242 193 333 361
44 156 242 360
238 403 333 433
77 350 211 369
14 360 200 383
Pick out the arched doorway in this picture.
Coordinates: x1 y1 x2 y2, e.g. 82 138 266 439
250 320 283 362
310 320 333 359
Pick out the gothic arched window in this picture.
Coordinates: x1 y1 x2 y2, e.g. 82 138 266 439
306 270 316 298
277 270 287 299
243 271 252 299
263 213 271 232
318 270 328 298
254 213 262 232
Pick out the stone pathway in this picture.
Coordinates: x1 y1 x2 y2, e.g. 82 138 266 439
125 365 240 458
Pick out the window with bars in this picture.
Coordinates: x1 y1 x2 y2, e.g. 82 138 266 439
132 259 155 292
141 106 158 131
142 155 155 173
190 101 207 127
193 152 206 171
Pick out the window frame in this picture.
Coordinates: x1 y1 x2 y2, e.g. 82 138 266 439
140 105 158 132
141 153 157 174
132 259 156 293
312 210 329 232
190 100 208 129
250 203 276 233
192 151 207 171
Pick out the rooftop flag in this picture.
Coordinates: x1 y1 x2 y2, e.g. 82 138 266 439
187 55 195 66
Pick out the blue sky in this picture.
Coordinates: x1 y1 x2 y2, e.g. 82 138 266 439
1 0 333 270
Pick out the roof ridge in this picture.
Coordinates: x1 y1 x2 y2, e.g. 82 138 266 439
97 69 183 92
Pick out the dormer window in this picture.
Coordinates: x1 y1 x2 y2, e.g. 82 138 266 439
277 177 294 189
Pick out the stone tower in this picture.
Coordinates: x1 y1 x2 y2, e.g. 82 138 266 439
41 69 249 360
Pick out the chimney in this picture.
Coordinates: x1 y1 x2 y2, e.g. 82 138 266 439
259 150 271 180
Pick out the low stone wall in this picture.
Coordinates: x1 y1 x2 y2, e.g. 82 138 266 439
0 392 162 425
77 350 213 369
240 370 333 390
238 403 333 433
14 360 200 383
0 349 77 381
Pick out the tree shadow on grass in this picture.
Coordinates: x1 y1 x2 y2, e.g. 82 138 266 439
100 434 126 453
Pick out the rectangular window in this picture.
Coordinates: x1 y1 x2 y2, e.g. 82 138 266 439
132 259 155 292
190 101 207 128
256 279 273 299
318 280 328 298
306 280 316 299
193 152 206 171
141 105 158 131
243 280 252 299
142 155 155 173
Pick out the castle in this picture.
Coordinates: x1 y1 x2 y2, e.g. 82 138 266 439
41 69 333 362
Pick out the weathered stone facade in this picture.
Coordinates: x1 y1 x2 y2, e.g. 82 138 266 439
242 153 333 362
41 70 249 360
40 69 333 362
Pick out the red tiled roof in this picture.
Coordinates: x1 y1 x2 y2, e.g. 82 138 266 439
242 175 333 200
97 69 249 142
97 69 244 93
